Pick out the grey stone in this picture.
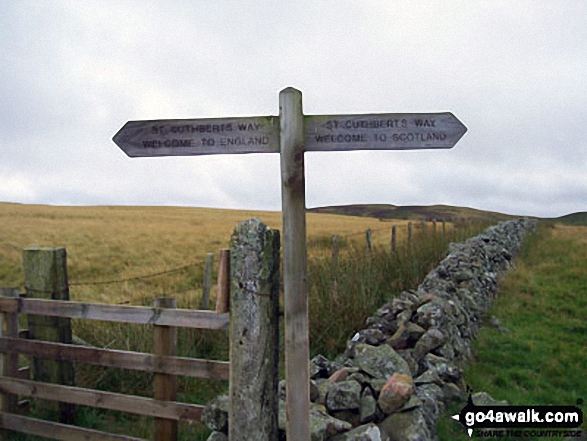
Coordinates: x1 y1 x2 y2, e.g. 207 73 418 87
415 383 444 431
412 328 446 360
330 423 382 441
472 391 508 406
489 315 510 333
396 350 419 377
377 373 414 415
310 379 320 402
309 404 353 441
331 410 361 427
442 382 466 402
311 354 331 379
398 394 423 412
415 301 447 329
326 380 362 411
386 324 411 350
359 388 377 424
378 409 432 441
201 395 229 433
424 354 461 383
413 369 443 386
206 431 228 441
353 343 411 378
315 378 334 405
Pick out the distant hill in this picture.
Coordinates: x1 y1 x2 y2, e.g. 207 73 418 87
552 212 587 226
308 204 516 223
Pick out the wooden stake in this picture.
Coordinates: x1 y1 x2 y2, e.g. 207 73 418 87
0 287 19 440
200 253 214 310
23 248 75 424
279 87 310 441
331 235 339 303
408 222 413 249
215 249 230 314
365 228 372 255
391 225 397 253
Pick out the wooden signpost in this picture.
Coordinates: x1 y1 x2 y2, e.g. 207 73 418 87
113 87 467 441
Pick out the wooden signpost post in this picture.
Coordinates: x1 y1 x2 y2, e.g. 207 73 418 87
113 87 467 441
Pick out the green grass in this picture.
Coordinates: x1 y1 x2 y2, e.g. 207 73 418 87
437 223 587 440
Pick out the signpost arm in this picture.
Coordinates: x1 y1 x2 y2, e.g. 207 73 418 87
279 87 310 441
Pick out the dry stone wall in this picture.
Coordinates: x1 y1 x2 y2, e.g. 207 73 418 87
203 218 536 441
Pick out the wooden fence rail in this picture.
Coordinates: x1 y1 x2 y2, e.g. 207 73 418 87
0 218 279 441
0 296 229 329
0 337 230 380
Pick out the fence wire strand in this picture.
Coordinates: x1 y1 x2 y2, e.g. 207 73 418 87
68 262 201 287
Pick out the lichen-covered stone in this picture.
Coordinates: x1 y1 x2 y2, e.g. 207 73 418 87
202 395 229 433
353 344 410 378
377 373 414 414
329 423 382 441
412 328 446 360
309 404 353 440
359 388 377 424
206 432 228 441
326 380 362 411
378 409 432 441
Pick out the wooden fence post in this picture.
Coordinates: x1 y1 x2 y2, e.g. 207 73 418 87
331 235 339 302
200 253 214 310
153 297 178 441
407 222 412 249
391 225 397 254
0 287 19 439
23 247 75 424
229 219 279 441
280 87 310 441
215 249 230 314
365 228 372 255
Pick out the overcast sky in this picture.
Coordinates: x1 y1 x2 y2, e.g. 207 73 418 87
1 1 586 218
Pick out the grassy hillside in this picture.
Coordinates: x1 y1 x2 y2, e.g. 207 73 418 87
553 211 587 226
308 203 516 223
0 202 412 304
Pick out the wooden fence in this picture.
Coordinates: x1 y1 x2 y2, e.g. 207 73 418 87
0 218 279 441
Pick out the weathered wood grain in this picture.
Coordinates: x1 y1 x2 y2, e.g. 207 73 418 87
200 253 214 310
113 116 279 157
23 247 75 424
0 337 229 379
153 297 178 440
304 112 467 151
215 249 230 314
0 297 229 330
0 411 146 441
0 376 203 422
280 87 311 441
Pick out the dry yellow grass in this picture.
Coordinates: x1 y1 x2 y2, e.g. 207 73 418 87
551 223 587 244
0 202 422 304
